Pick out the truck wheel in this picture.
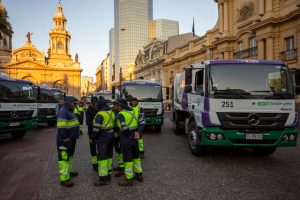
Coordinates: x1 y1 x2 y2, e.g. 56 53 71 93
173 112 184 135
47 121 57 127
11 130 26 139
155 125 162 132
188 122 206 156
251 147 276 156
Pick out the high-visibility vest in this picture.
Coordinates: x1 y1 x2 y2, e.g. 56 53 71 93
93 110 115 130
117 110 138 131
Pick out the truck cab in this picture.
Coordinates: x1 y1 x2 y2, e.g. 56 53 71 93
37 87 64 126
119 80 164 132
0 75 38 139
173 60 298 156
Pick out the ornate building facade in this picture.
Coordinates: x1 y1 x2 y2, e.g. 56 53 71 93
163 0 300 104
0 0 13 68
0 3 82 98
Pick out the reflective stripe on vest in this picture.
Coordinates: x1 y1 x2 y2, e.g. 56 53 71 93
118 110 138 130
93 110 115 130
57 118 79 129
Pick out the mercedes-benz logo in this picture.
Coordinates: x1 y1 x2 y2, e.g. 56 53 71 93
10 111 19 119
47 108 52 114
248 113 260 126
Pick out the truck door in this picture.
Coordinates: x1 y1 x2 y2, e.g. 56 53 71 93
190 69 204 114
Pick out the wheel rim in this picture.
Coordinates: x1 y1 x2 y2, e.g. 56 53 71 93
189 129 198 149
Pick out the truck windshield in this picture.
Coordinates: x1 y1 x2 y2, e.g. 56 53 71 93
39 89 62 103
208 64 293 99
0 80 36 103
96 93 113 101
124 85 163 101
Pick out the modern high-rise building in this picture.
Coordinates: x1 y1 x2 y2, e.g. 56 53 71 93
149 19 179 41
113 0 153 84
109 28 115 82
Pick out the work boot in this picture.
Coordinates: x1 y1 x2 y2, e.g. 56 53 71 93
94 177 109 186
118 178 133 187
70 172 78 177
134 174 143 182
114 168 124 177
140 154 145 159
92 164 98 172
61 180 74 188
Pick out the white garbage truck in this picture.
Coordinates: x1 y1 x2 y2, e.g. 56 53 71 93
173 60 298 156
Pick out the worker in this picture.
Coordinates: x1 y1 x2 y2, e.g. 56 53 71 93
56 100 80 188
74 101 84 135
115 99 143 187
130 97 146 159
92 98 115 186
112 101 124 177
85 96 99 171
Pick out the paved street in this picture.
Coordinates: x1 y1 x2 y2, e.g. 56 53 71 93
0 112 300 200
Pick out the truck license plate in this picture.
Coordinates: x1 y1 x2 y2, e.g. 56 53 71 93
9 122 20 127
246 133 263 140
46 115 54 118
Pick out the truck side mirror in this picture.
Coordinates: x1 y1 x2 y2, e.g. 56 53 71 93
185 68 193 85
184 85 192 93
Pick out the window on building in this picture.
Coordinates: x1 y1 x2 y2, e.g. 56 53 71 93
3 38 7 47
236 41 244 59
285 36 294 51
249 37 257 57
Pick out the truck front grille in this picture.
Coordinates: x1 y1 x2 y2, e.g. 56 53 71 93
143 109 158 118
38 108 56 115
0 110 34 122
217 112 289 130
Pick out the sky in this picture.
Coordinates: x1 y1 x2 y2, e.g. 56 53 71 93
3 0 218 80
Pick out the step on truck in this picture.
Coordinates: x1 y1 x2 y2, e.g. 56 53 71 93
173 60 298 156
37 86 64 126
0 74 38 139
116 80 164 132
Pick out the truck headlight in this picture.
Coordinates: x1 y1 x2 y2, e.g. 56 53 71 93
209 133 217 140
282 135 289 141
289 134 296 142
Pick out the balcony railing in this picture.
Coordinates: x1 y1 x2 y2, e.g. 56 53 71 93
233 47 258 59
281 49 297 61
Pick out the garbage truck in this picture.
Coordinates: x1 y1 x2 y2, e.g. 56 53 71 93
173 60 298 156
0 74 38 139
116 80 164 132
37 86 64 126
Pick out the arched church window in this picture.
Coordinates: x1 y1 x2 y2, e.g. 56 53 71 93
57 41 63 49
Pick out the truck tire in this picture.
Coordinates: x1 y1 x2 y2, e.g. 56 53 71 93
47 121 57 127
188 122 206 156
154 125 162 132
173 112 184 135
251 147 276 156
11 130 26 139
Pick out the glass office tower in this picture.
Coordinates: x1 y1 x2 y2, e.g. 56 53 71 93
114 0 153 82
149 19 179 41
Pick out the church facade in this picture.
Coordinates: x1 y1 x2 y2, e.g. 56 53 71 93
0 3 82 99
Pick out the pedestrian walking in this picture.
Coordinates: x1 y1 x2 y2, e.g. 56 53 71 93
56 100 80 188
85 96 99 171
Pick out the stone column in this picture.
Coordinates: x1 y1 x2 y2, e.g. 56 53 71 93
223 1 229 32
259 0 265 14
224 52 230 59
219 3 224 33
266 0 273 12
266 37 274 60
257 39 265 60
